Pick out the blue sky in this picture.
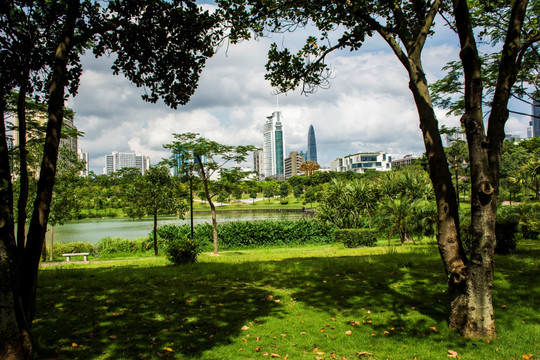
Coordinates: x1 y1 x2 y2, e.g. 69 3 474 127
68 9 533 174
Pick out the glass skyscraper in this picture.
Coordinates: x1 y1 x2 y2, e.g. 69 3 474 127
263 111 285 177
307 124 318 163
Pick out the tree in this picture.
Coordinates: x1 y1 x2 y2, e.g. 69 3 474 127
299 160 320 176
1 1 220 357
126 166 187 256
165 133 255 255
218 0 539 337
279 181 290 198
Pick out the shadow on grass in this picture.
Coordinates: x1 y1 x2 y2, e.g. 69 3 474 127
33 246 539 359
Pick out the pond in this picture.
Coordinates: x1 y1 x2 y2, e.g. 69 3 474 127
51 211 311 244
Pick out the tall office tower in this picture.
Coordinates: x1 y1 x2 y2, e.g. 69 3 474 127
307 124 318 163
253 148 265 180
263 111 285 178
104 152 150 175
532 99 540 137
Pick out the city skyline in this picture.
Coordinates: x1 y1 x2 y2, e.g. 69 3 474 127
66 7 534 174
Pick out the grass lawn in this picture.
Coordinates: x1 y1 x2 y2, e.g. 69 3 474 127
34 241 539 359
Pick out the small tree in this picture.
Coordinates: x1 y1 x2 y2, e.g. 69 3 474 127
126 166 187 256
279 181 290 198
164 133 255 255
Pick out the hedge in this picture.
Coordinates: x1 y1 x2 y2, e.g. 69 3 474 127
334 228 377 248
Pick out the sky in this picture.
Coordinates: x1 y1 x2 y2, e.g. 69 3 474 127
67 10 533 174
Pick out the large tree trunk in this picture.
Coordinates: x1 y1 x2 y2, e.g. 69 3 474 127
449 0 527 338
16 79 29 254
20 0 80 327
0 95 33 359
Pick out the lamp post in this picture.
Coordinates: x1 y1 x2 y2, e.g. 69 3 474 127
460 160 469 200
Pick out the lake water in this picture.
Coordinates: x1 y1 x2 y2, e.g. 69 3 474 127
52 211 310 244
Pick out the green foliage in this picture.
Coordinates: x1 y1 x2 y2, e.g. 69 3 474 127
334 229 377 248
164 235 202 265
95 236 158 255
158 220 337 249
50 242 95 259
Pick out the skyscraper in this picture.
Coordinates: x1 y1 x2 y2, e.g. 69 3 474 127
263 111 285 178
532 99 540 137
307 124 317 163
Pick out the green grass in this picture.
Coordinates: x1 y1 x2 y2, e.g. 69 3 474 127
34 241 539 359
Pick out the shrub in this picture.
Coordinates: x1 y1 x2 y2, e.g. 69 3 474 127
51 242 95 258
165 235 202 265
334 228 377 248
157 220 337 250
95 236 156 255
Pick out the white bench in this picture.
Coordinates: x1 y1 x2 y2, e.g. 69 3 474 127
62 252 90 262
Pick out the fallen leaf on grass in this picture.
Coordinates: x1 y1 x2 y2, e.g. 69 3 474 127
448 350 458 357
255 346 262 352
522 355 533 360
163 347 174 352
109 335 117 340
430 326 439 332
345 331 352 335
270 353 280 358
356 351 375 357
241 325 250 330
71 343 78 348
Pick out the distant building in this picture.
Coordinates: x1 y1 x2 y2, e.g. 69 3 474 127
444 130 466 147
391 154 418 169
307 125 317 163
263 110 285 178
331 151 392 173
253 148 265 180
78 149 89 177
531 99 540 137
299 150 308 161
284 151 305 179
104 152 150 175
12 108 78 154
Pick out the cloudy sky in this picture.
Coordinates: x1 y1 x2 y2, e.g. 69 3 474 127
67 11 532 174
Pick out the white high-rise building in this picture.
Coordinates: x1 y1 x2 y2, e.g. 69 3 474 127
78 149 89 176
263 111 285 179
103 152 150 175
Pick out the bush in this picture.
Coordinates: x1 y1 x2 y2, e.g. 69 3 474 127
51 242 95 258
165 235 202 265
95 236 156 255
157 220 337 250
334 228 377 248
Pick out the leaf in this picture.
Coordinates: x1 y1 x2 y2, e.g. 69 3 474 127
241 325 250 330
448 350 458 357
255 346 263 352
71 343 78 348
109 335 117 340
345 330 352 335
270 353 280 358
163 347 174 352
430 326 439 332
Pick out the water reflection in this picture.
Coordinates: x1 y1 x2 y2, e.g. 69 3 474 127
53 211 308 244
